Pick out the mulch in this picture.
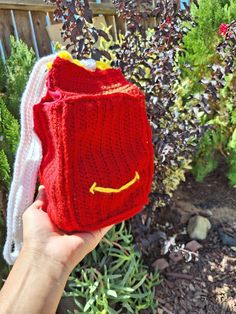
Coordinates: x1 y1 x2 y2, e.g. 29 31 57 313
155 227 236 314
132 165 236 314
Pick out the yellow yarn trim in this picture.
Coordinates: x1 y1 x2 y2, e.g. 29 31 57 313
47 61 53 70
58 50 73 61
47 51 111 70
90 171 140 195
95 61 111 70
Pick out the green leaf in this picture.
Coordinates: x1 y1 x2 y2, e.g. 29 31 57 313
0 149 10 185
106 290 117 298
84 297 95 312
231 111 236 124
228 129 236 150
67 223 160 312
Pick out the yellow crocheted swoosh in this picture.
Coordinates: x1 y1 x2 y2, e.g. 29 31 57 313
89 171 140 195
47 51 111 71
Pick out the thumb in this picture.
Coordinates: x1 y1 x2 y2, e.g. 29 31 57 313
23 186 47 219
34 185 46 208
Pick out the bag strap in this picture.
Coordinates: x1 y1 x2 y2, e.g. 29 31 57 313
3 54 55 265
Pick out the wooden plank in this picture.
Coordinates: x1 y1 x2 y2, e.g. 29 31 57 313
111 15 118 41
2 0 111 4
0 1 54 12
46 23 72 52
31 11 51 57
145 16 157 29
0 2 116 14
14 10 34 50
0 0 51 5
0 9 13 56
115 15 126 35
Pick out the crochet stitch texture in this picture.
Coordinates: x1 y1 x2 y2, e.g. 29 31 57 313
33 56 154 232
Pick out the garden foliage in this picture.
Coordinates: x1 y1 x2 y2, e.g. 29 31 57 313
180 0 236 87
0 98 18 187
180 0 236 184
4 36 36 119
0 36 35 190
66 223 160 313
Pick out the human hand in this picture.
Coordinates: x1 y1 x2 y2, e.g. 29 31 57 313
21 186 113 274
0 186 113 314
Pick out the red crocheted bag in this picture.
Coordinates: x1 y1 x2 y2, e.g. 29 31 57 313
33 56 154 232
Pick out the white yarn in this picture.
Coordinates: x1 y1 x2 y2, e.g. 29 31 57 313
3 52 97 265
3 54 55 265
80 59 96 71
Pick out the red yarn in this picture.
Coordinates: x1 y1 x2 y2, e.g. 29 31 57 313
33 57 154 232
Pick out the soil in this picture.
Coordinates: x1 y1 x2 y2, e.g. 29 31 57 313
132 163 236 314
175 162 236 222
154 228 236 314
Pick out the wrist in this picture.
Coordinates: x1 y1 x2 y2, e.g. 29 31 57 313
0 247 70 314
19 246 71 281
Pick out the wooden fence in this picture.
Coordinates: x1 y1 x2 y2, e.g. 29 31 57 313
0 0 183 60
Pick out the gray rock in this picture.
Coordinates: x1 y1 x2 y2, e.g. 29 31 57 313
187 215 211 240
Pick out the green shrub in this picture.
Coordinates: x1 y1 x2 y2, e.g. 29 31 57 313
191 73 236 184
180 0 236 89
0 97 19 178
65 223 160 313
0 36 35 188
0 58 6 93
179 1 236 185
190 21 236 185
191 129 221 182
4 36 36 119
0 205 9 289
0 149 10 187
0 97 19 188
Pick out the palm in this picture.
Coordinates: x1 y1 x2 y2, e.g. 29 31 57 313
22 189 111 270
